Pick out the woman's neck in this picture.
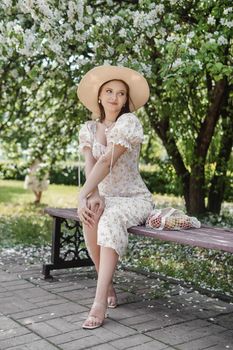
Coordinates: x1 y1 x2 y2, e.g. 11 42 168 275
104 111 119 123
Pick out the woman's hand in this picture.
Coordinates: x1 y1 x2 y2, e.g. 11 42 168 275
87 191 105 216
77 195 95 228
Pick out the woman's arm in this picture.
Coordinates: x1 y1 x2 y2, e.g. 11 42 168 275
83 148 96 178
79 143 127 200
78 143 126 226
82 147 105 214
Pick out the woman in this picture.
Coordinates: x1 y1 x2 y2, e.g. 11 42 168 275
24 159 49 204
77 65 154 329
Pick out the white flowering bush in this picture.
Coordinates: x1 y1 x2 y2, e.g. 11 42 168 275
0 0 232 215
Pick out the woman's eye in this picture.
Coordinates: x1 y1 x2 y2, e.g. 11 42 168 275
106 89 112 93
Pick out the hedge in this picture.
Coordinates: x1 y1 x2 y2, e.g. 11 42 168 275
0 160 232 201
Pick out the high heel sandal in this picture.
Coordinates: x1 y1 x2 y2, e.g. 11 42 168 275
82 301 107 330
107 291 118 309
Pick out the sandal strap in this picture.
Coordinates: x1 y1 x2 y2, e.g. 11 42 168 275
92 301 107 308
85 314 102 325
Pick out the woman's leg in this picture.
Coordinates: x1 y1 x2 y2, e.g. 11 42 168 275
33 191 39 204
37 191 42 203
95 246 118 302
83 218 117 306
83 222 100 272
83 246 118 328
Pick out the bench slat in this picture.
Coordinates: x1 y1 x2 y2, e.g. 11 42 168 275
128 226 233 253
44 208 233 253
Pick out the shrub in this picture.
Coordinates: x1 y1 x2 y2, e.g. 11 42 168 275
1 160 232 200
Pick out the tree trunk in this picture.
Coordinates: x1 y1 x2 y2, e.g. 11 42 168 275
189 78 228 215
145 106 191 211
189 162 206 215
208 91 233 213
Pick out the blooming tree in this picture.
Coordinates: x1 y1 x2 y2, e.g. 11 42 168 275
0 0 232 214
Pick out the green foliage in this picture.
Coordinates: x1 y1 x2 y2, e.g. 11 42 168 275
49 162 85 185
0 160 183 195
0 215 52 248
0 0 232 214
1 160 232 201
125 237 233 297
0 160 85 186
140 162 183 196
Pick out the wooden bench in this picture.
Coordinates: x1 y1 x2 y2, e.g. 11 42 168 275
43 207 233 279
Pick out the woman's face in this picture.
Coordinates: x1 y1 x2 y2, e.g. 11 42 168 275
99 80 127 116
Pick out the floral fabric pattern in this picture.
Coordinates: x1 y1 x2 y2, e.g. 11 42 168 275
78 113 154 257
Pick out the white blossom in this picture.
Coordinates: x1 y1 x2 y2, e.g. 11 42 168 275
155 4 165 15
223 7 232 15
1 0 12 7
77 0 84 21
167 34 179 42
11 69 19 78
17 0 34 14
159 27 166 37
171 58 182 69
40 19 51 32
140 63 152 78
103 60 112 65
187 31 195 39
21 85 31 93
159 38 165 45
180 42 188 49
174 24 181 31
133 44 140 54
133 10 160 30
117 54 128 65
18 29 37 57
119 28 127 38
0 34 6 46
209 38 216 44
188 48 197 56
217 35 228 46
64 29 73 40
207 15 216 25
36 0 54 19
169 0 179 4
111 15 123 26
224 20 233 28
13 24 24 34
107 46 114 55
75 22 84 31
205 33 213 39
67 1 76 23
194 60 203 70
86 6 93 15
96 15 111 26
50 41 62 55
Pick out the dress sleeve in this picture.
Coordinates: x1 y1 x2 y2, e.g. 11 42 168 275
78 122 93 155
108 113 144 150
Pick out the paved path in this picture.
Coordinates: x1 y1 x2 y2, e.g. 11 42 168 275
0 251 232 350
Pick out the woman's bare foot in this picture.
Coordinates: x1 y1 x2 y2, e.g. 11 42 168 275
108 285 118 308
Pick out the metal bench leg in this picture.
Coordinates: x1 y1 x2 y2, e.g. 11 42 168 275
43 216 93 279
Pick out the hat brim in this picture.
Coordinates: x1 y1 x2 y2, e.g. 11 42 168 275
77 65 150 117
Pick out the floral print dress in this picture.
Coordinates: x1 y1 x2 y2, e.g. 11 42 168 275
78 113 154 258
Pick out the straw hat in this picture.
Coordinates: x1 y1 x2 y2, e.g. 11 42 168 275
77 65 150 117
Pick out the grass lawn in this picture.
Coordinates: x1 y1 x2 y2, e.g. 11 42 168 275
0 179 232 297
